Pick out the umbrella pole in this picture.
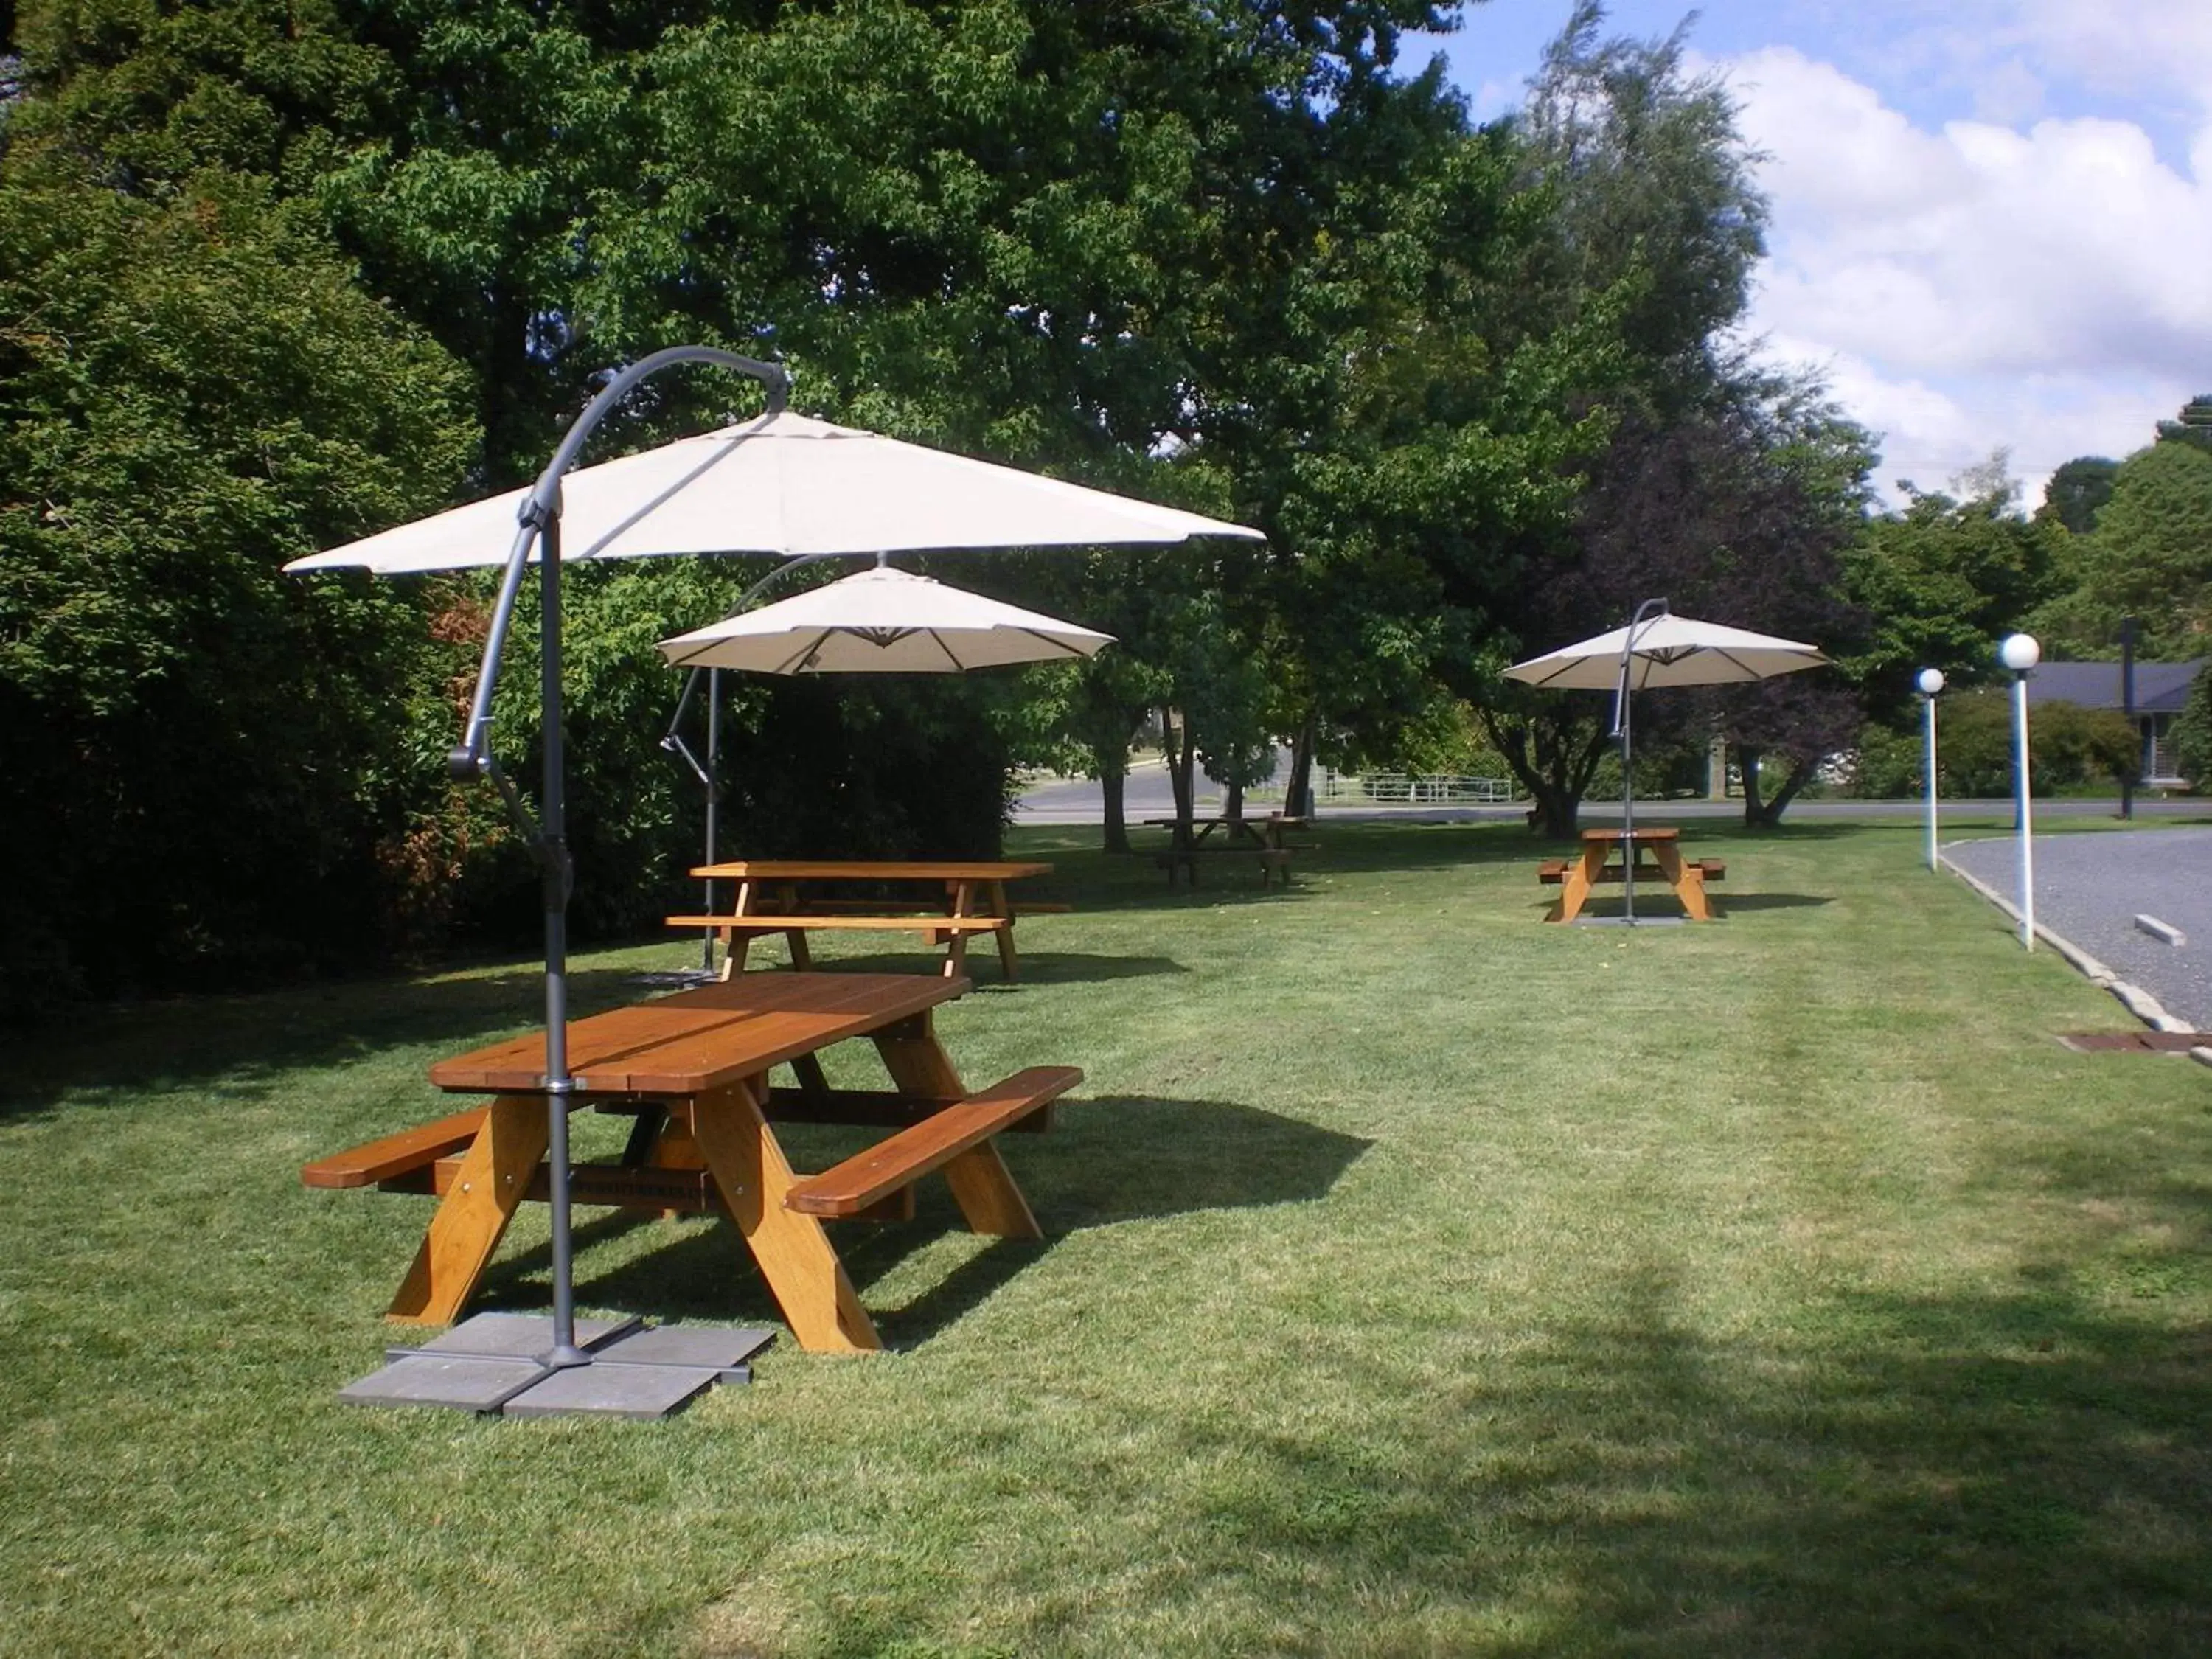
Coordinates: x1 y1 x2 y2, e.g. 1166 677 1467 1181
538 513 590 1371
702 667 720 973
1620 676 1636 924
1615 598 1669 926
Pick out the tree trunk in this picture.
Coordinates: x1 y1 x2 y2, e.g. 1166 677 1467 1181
1743 750 1812 828
1162 705 1196 849
1287 714 1317 817
1225 779 1245 828
1527 779 1582 838
1093 738 1131 854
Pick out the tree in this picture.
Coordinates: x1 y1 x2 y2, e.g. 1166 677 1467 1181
2168 664 2212 790
0 154 476 1005
1842 464 2067 715
2037 456 2118 535
2155 393 2212 454
1464 5 1884 836
2031 439 2212 658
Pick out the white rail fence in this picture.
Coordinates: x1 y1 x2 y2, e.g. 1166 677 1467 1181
1317 771 1521 805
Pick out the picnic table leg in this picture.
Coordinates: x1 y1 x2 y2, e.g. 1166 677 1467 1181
1652 842 1711 921
987 880 1019 981
386 1092 551 1325
720 880 758 978
940 880 978 980
718 929 749 978
680 1078 880 1354
790 1051 832 1102
1553 845 1599 922
870 1015 1040 1238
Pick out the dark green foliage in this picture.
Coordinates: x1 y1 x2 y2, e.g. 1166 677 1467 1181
2031 439 2212 659
2155 394 2212 454
2038 456 2118 535
2166 664 2212 790
1851 696 2139 798
1842 477 2067 715
0 156 476 1006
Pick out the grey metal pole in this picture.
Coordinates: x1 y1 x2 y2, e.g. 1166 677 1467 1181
1614 599 1669 925
702 667 721 973
2120 615 2139 819
538 512 588 1370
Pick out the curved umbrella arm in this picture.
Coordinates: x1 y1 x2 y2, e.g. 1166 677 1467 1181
447 346 792 788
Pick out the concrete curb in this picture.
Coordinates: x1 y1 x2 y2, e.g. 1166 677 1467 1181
1936 851 2201 1046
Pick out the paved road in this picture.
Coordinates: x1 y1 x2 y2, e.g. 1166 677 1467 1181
1944 827 2212 1031
1015 762 2206 829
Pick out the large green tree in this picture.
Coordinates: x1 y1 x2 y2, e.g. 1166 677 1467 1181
0 154 476 1004
2031 438 2212 659
1842 467 2066 716
1466 4 1848 835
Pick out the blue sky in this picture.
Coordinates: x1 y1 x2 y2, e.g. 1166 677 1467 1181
1406 1 2212 504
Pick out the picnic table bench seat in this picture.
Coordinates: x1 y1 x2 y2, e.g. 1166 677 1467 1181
782 1065 1081 1218
302 1069 1082 1228
673 859 1057 980
1538 857 1724 884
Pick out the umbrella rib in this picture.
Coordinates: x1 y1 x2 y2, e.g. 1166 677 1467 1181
1012 627 1092 659
924 630 967 672
771 631 832 675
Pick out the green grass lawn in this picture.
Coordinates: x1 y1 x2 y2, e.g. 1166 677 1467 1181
4 818 2208 1657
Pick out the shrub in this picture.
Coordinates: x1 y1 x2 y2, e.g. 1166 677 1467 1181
1854 694 2138 796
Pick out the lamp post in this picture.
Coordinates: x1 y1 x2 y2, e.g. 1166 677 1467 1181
1916 668 1944 871
2000 633 2040 949
2118 614 2140 820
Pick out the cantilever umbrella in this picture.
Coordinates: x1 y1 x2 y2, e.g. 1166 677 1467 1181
1504 599 1829 922
657 563 1114 972
287 345 1260 1386
659 563 1114 675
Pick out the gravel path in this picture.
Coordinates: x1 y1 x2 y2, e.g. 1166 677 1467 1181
1944 827 2212 1031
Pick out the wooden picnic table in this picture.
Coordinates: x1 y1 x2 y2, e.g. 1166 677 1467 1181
1142 813 1308 888
1540 827 1722 922
1142 813 1307 850
302 973 1079 1352
666 858 1057 980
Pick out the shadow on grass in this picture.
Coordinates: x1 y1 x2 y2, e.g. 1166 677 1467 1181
757 950 1189 986
1172 1272 2212 1654
473 1094 1370 1347
0 962 654 1122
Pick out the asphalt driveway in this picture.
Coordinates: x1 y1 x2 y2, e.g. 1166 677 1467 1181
1944 827 2212 1031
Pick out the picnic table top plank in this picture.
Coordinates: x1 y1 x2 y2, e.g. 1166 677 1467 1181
427 973 967 1096
688 859 1051 881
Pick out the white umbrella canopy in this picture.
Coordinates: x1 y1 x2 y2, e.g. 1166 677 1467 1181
1503 612 1829 690
658 565 1113 675
285 409 1259 575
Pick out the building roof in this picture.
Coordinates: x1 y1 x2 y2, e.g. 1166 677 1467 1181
2023 658 2205 716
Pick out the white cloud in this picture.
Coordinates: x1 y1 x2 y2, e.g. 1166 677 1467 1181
1719 45 2212 502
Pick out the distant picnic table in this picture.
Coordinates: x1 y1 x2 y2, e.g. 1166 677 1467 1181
1537 827 1724 922
1143 813 1309 887
666 858 1059 980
